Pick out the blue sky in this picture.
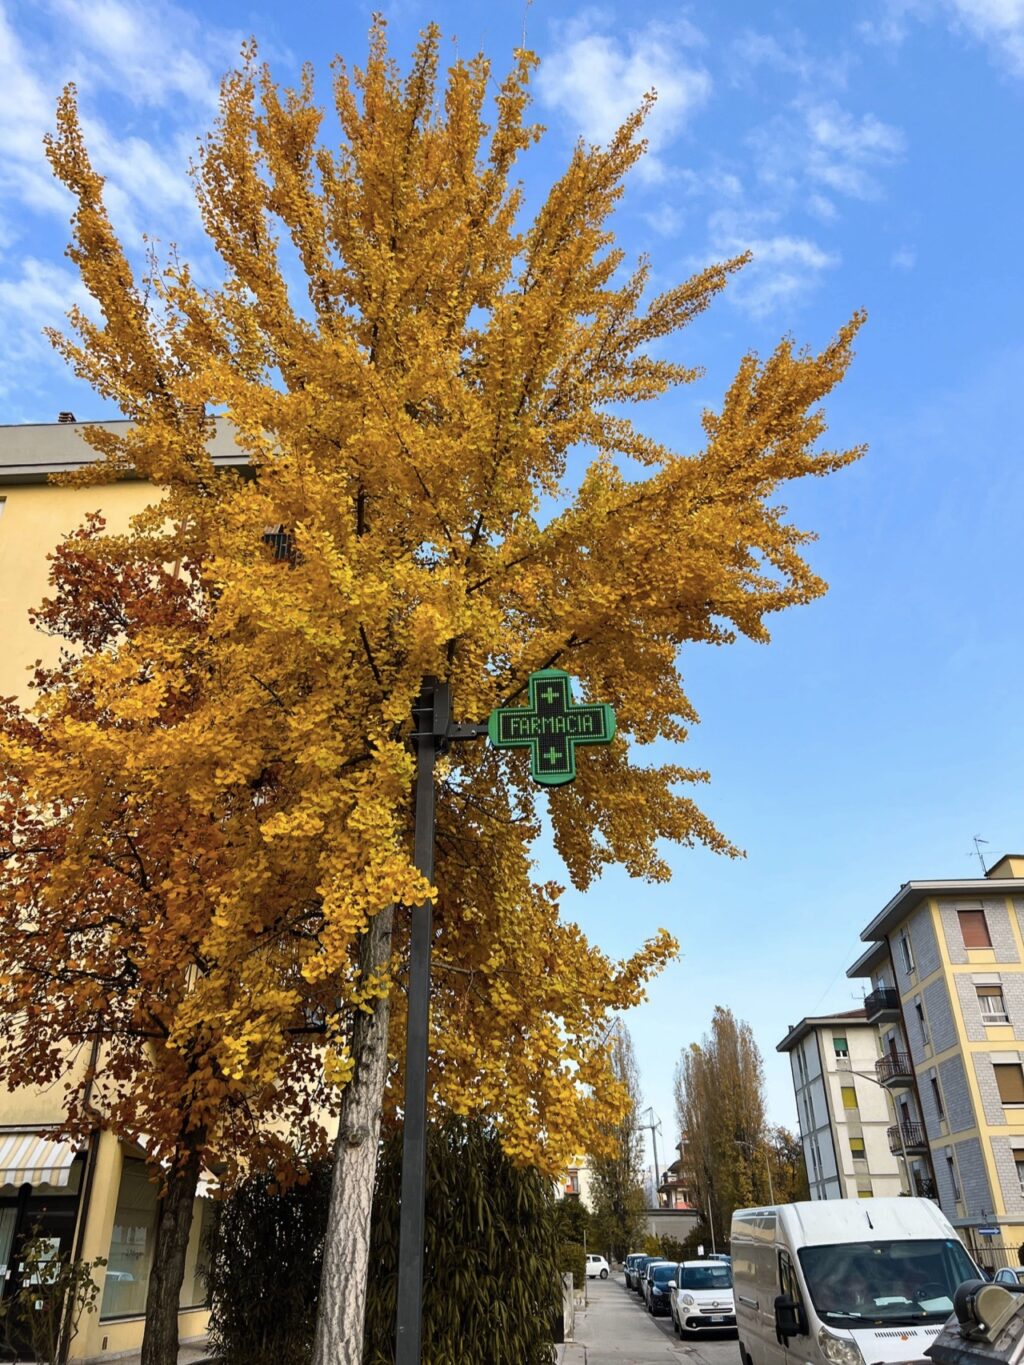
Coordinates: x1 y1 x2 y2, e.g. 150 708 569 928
3 0 1024 1168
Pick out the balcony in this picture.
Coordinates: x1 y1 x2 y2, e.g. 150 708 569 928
913 1176 938 1201
876 1052 914 1087
864 987 901 1023
888 1121 928 1155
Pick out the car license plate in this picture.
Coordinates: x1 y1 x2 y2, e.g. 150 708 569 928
709 1315 724 1323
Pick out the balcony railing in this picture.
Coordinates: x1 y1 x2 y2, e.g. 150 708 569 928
864 987 901 1022
913 1176 938 1200
876 1052 914 1085
887 1121 928 1154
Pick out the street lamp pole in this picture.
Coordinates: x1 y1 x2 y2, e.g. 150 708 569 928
848 1068 912 1195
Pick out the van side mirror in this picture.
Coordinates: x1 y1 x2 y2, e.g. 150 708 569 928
774 1294 805 1340
668 1280 677 1290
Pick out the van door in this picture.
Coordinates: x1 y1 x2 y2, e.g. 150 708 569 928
776 1248 811 1365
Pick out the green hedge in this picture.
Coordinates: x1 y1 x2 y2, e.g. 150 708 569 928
557 1241 586 1289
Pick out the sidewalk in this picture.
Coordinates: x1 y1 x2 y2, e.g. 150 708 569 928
558 1275 680 1362
77 1340 212 1365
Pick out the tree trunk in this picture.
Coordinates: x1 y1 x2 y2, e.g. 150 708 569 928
140 1144 201 1365
313 904 395 1365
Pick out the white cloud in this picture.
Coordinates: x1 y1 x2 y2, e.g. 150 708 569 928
47 0 235 109
751 101 905 207
537 16 712 181
706 207 839 317
865 0 1024 73
807 192 838 221
891 246 917 269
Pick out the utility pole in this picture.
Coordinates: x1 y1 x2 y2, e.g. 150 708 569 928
639 1108 662 1203
394 671 617 1364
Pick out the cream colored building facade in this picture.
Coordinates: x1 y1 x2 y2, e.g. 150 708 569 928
0 417 243 1361
777 1009 905 1202
847 854 1024 1268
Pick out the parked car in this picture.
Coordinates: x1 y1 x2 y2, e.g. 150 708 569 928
630 1254 655 1294
623 1253 644 1289
669 1259 736 1336
994 1267 1024 1287
643 1260 675 1314
732 1197 979 1365
586 1253 609 1280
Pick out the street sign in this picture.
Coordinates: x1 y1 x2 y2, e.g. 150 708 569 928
488 668 616 786
979 1227 1001 1237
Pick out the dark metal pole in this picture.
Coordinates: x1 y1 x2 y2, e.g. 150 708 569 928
395 679 442 1365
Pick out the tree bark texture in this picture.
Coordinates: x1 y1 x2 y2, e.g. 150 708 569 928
313 904 395 1365
140 1144 201 1365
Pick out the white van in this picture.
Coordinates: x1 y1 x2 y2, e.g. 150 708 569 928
732 1198 979 1365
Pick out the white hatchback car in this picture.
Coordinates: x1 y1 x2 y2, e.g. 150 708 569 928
669 1259 736 1336
586 1253 610 1280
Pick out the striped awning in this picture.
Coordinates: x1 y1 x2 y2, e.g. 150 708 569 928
0 1132 77 1189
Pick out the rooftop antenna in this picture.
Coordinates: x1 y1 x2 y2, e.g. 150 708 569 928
972 836 989 874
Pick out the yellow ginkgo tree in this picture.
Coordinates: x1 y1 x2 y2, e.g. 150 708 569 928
0 21 865 1365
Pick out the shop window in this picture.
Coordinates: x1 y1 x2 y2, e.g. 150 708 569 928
841 1085 858 1111
833 1036 849 1059
978 985 1009 1023
101 1158 157 1319
994 1062 1024 1107
959 910 992 949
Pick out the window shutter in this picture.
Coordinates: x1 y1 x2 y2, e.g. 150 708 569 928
994 1063 1024 1105
959 910 993 948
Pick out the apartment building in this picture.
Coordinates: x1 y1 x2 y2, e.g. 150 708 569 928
0 416 244 1361
847 854 1024 1268
777 1009 904 1202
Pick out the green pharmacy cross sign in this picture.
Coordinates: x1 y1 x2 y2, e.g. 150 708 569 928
487 668 616 786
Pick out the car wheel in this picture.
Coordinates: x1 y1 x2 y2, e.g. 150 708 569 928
600 1269 608 1280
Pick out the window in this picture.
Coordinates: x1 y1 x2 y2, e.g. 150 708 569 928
841 1085 858 1111
930 1076 945 1121
261 524 302 567
1015 1155 1024 1197
857 1188 873 1199
946 1154 962 1202
565 1170 580 1196
959 910 992 949
850 1136 866 1162
900 932 915 974
978 985 1009 1023
102 1158 158 1319
994 1062 1024 1107
915 1000 930 1046
833 1036 849 1058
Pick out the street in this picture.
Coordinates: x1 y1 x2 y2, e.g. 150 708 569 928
561 1274 742 1364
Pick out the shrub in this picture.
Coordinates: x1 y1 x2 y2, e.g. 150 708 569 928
364 1118 560 1364
557 1241 586 1290
205 1163 332 1365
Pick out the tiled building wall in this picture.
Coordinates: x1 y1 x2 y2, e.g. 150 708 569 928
955 1136 994 1217
937 1053 976 1135
990 1137 1024 1217
923 978 958 1054
938 904 969 965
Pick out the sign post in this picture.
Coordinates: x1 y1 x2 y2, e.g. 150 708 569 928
394 669 616 1364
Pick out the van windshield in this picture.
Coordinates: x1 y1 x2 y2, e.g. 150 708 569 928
680 1265 733 1290
798 1239 977 1326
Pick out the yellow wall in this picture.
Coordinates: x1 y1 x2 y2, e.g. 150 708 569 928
0 482 150 703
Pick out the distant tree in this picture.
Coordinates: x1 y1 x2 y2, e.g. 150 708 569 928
588 1025 648 1262
674 1007 768 1244
767 1125 809 1204
553 1197 592 1248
